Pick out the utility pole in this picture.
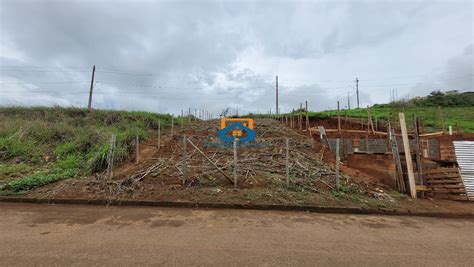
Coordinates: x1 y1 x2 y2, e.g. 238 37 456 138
355 77 359 109
275 75 279 115
87 65 95 110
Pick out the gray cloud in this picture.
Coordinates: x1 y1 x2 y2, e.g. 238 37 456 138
0 0 472 114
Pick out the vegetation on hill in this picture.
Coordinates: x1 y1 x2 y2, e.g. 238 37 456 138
0 107 182 194
282 91 474 133
407 90 474 107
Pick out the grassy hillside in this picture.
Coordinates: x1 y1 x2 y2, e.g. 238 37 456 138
0 107 182 194
306 106 474 133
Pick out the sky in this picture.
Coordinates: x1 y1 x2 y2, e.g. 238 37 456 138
0 0 472 116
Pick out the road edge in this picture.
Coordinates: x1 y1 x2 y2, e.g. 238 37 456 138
0 196 473 218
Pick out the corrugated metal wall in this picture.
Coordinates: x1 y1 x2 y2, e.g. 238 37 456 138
454 141 474 201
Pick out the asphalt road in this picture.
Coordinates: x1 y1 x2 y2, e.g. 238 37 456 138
1 203 473 266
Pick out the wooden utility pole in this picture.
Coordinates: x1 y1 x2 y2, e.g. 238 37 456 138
87 65 96 110
355 77 360 108
399 113 417 198
275 75 279 115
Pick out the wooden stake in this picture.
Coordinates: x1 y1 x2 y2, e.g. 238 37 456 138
106 134 116 179
285 138 289 188
413 115 424 195
388 126 405 192
135 133 140 164
181 110 184 129
171 116 174 137
188 108 191 124
182 135 187 185
233 140 237 188
336 138 340 190
186 138 233 184
299 114 302 130
157 120 161 150
305 100 309 130
337 101 341 134
399 113 417 198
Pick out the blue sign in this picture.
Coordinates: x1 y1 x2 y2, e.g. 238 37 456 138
218 122 256 143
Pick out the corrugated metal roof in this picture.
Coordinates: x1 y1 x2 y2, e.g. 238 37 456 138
454 141 474 201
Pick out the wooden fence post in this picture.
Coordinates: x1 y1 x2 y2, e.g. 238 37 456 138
413 115 424 196
182 135 187 185
336 138 340 190
188 108 191 124
106 134 116 179
305 102 309 131
337 101 341 134
181 110 184 129
171 116 174 137
233 140 237 188
286 138 290 188
135 133 140 164
399 113 417 198
157 120 161 150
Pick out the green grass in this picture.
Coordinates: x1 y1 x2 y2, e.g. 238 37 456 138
302 106 474 133
0 106 177 194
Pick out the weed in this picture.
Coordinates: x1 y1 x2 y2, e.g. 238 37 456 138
1 155 83 192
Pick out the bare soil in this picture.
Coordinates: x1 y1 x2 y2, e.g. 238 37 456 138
27 118 474 214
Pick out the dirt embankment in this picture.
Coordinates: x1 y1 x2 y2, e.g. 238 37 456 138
26 118 473 213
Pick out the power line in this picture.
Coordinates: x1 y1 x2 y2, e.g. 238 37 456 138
0 81 89 84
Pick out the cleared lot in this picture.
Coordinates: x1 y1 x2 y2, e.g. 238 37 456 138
1 202 473 266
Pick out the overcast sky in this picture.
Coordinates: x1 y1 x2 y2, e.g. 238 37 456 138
0 0 472 115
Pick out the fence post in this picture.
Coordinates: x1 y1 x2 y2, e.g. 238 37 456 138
171 116 174 137
106 134 116 179
233 139 238 188
181 109 184 129
135 133 140 164
336 138 340 190
188 108 192 124
182 135 187 185
286 138 290 188
157 119 161 150
399 112 417 198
